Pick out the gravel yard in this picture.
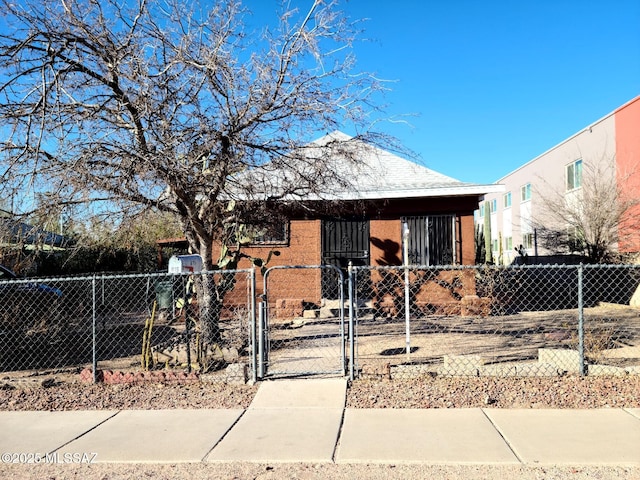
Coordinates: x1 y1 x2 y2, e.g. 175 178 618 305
346 375 640 409
1 373 640 411
0 373 640 410
1 463 639 480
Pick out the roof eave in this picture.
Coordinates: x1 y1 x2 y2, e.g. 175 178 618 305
292 184 505 201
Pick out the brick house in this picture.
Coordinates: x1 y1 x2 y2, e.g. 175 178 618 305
214 131 503 314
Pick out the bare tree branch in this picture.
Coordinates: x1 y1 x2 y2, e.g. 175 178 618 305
0 0 401 345
532 157 640 263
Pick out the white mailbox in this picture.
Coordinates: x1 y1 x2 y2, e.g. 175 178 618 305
168 254 203 274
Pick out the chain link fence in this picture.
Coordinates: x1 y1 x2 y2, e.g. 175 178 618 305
351 264 640 379
0 270 254 383
259 265 347 378
1 264 639 383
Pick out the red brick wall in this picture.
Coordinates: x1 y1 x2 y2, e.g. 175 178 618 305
369 211 476 266
232 219 323 307
217 197 480 312
370 219 403 266
367 215 478 316
459 213 475 265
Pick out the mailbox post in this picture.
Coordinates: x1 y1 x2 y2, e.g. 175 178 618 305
168 255 203 372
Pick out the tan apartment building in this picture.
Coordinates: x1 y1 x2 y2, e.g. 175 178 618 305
478 96 640 264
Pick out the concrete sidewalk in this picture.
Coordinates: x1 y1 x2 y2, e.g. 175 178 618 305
1 378 639 465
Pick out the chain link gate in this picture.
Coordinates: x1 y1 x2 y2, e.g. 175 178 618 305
257 265 348 378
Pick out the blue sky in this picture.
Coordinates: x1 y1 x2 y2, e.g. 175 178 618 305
253 0 640 185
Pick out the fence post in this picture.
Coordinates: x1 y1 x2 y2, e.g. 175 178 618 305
257 296 265 379
348 262 355 381
337 267 346 377
403 223 411 360
249 267 258 384
577 263 585 376
92 275 97 384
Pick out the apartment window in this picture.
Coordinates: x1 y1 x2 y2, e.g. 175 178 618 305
520 183 531 202
479 203 485 217
504 236 513 251
491 238 499 252
522 232 534 249
566 159 583 191
490 198 497 213
503 192 512 208
567 226 585 252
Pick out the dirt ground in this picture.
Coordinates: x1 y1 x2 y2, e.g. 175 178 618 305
1 463 639 480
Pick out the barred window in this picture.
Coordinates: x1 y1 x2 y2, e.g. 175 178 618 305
401 215 456 266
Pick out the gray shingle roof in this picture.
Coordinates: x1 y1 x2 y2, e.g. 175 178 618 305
307 131 502 200
228 131 502 202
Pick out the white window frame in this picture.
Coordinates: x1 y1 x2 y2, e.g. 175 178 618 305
522 232 534 249
505 236 513 251
503 192 512 209
521 183 531 202
566 159 583 191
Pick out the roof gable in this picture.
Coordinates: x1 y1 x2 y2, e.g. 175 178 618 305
230 131 502 202
307 131 502 200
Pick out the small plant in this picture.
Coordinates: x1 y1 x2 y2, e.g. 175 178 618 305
571 325 620 364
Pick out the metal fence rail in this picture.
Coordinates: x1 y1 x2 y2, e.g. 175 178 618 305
1 264 639 382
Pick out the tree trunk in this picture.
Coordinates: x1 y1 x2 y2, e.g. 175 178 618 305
196 239 222 347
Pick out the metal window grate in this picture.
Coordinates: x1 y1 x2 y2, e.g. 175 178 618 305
402 215 455 265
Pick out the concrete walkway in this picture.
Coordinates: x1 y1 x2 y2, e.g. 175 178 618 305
1 378 639 465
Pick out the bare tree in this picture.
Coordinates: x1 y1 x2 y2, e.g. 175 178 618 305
0 0 395 347
532 159 639 263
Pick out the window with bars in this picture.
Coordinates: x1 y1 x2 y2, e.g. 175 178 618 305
401 215 456 266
